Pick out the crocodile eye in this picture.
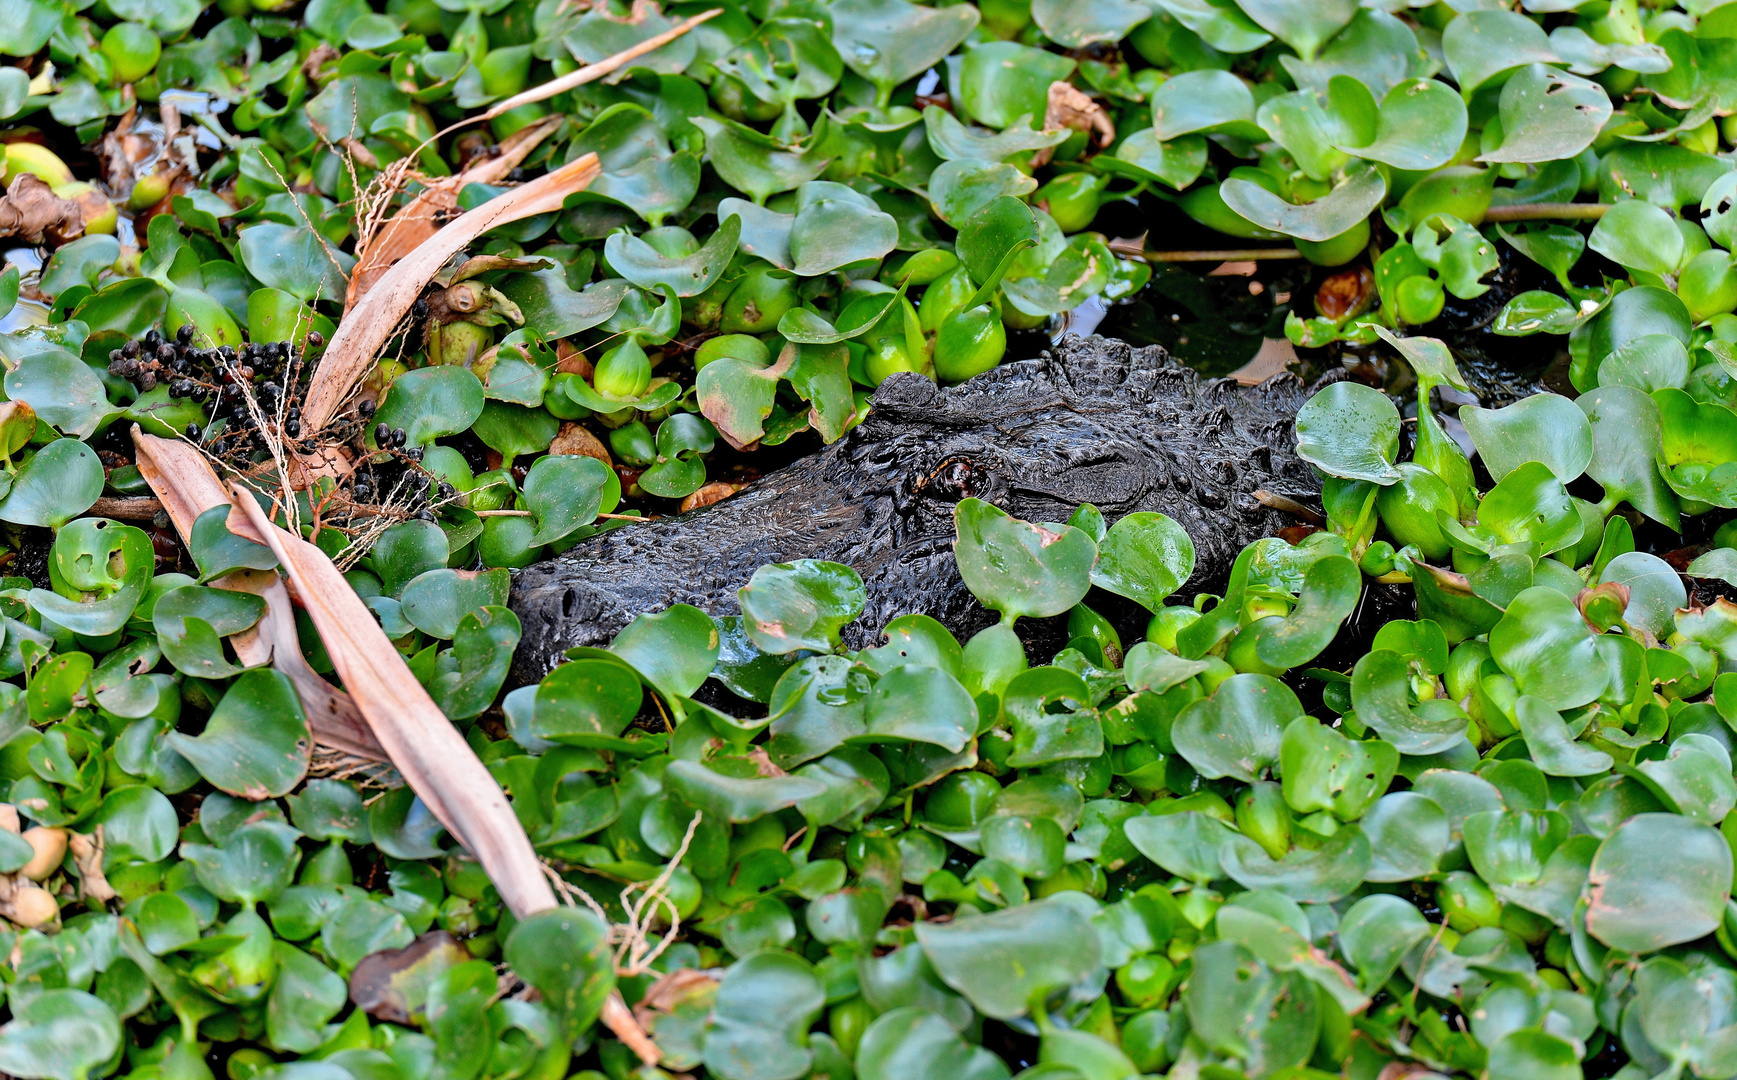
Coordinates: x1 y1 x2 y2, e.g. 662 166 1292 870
925 458 980 501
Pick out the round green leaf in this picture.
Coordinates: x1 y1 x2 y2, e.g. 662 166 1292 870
0 439 102 528
914 895 1102 1020
1490 587 1608 710
373 366 485 448
0 989 121 1080
702 951 826 1080
953 498 1095 621
1586 813 1732 953
738 559 866 654
168 669 310 799
1461 393 1592 484
1172 673 1300 782
1220 162 1384 243
1294 382 1402 484
1090 511 1195 612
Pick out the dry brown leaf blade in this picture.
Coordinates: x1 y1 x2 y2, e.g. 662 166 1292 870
130 429 387 762
302 153 602 431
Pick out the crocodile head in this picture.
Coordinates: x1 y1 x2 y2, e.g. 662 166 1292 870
508 334 1321 682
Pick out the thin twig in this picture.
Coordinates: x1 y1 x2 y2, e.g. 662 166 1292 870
1481 202 1611 222
1107 239 1304 263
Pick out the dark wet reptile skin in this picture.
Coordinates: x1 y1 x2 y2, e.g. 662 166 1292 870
508 334 1323 682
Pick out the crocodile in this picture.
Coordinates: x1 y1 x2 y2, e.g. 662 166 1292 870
508 333 1325 684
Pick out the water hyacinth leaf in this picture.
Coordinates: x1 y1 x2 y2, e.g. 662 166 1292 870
692 117 829 206
429 606 520 721
1090 511 1195 612
1361 792 1452 882
864 664 977 752
855 1007 1011 1080
955 195 1040 289
1512 696 1612 777
1235 0 1354 61
1461 393 1592 484
181 820 303 906
237 223 354 303
168 669 310 799
1480 64 1611 164
0 439 103 528
0 989 121 1080
373 366 485 448
1657 388 1737 508
603 214 740 297
1172 673 1300 782
1249 554 1359 669
924 108 1068 164
738 559 866 655
928 159 1039 229
1586 812 1732 953
153 585 266 679
830 0 979 100
612 604 720 701
266 942 346 1055
399 568 509 641
1633 734 1737 826
1589 199 1685 276
1151 69 1262 141
1443 8 1562 97
665 759 826 823
1463 808 1569 891
4 348 114 439
32 518 154 636
959 42 1077 129
1220 162 1385 243
1598 333 1689 393
189 505 278 582
1598 551 1686 638
1491 587 1608 710
953 498 1095 621
1280 716 1396 821
1578 385 1680 530
1220 826 1371 902
1340 894 1432 992
503 908 615 1043
702 951 826 1080
1031 0 1150 49
1122 810 1232 884
521 453 611 546
1337 78 1468 172
1477 461 1583 554
1351 649 1470 754
915 896 1102 1019
1185 940 1319 1074
1294 382 1402 484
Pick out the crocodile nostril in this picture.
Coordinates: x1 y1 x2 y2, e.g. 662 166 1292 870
561 588 577 619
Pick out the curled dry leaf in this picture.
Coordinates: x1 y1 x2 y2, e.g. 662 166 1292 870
1033 81 1114 167
679 481 742 513
0 174 86 247
66 829 115 904
550 422 613 466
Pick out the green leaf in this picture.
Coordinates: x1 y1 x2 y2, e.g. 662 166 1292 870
1442 8 1561 97
1361 792 1452 882
1219 825 1371 902
1337 77 1468 172
1491 587 1607 710
613 604 719 700
266 942 346 1054
168 669 310 800
32 517 154 636
1172 673 1300 782
1220 162 1383 243
1294 382 1402 484
1350 650 1470 754
702 952 827 1080
4 348 114 439
1184 940 1319 1073
237 223 354 303
1247 554 1360 670
603 214 739 297
374 366 485 448
152 584 266 679
1632 733 1736 826
1125 810 1233 884
1589 199 1686 276
1480 64 1610 165
1477 461 1583 554
504 908 616 1043
692 117 829 206
1280 716 1396 821
928 159 1038 229
1235 0 1354 61
189 505 278 582
955 195 1040 289
1582 394 1674 523
1598 332 1688 393
959 42 1076 129
866 663 978 752
953 498 1096 621
181 820 303 906
915 895 1102 1020
398 568 509 640
738 560 865 655
1513 696 1612 777
1585 812 1732 953
831 0 979 99
1339 894 1431 992
0 989 121 1080
1461 393 1592 484
0 439 103 528
1089 512 1195 613
1152 69 1262 141
1032 0 1149 49
429 606 520 721
855 1007 1010 1080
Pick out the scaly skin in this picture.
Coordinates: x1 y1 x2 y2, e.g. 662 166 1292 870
509 334 1324 682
